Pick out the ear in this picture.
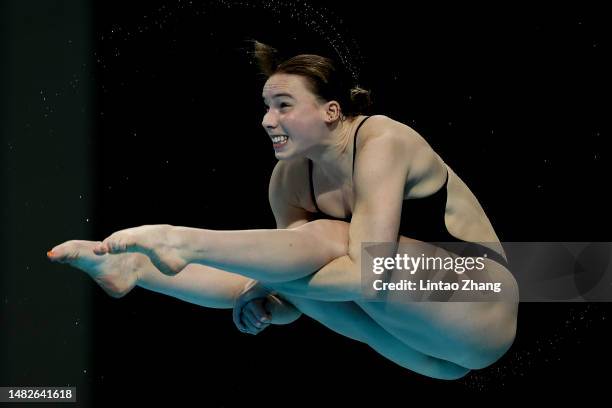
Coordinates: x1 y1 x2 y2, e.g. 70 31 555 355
323 100 343 123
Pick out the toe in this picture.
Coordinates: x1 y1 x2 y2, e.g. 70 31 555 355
47 243 69 262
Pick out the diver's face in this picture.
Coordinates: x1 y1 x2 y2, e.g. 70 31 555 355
262 73 326 159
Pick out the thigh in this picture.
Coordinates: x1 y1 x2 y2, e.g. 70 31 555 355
356 256 518 369
280 294 470 379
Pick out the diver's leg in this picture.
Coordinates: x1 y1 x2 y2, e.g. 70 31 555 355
355 294 518 370
256 221 517 370
353 249 519 370
49 240 252 308
281 294 471 380
136 256 253 308
94 220 350 281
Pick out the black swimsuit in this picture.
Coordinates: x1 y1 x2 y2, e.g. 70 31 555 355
308 116 509 268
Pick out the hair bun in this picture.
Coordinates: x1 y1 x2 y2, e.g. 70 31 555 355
349 87 373 115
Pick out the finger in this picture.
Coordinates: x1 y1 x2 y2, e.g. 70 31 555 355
245 306 270 334
264 293 289 315
247 300 271 324
236 298 256 333
243 307 263 332
233 289 257 332
240 314 258 335
245 318 269 335
243 305 264 333
245 318 270 335
233 300 248 333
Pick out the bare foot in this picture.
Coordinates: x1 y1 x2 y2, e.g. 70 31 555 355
47 240 143 298
92 225 187 276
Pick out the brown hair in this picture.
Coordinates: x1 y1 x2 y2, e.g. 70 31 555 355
251 40 372 118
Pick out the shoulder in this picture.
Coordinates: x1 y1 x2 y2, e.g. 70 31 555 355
354 115 446 190
354 115 431 170
356 115 428 157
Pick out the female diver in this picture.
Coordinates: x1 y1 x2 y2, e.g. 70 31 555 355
48 41 518 380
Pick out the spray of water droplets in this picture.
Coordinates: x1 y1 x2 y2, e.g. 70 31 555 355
213 0 364 84
459 303 609 391
94 1 364 86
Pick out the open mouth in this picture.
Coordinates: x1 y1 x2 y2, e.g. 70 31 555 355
272 135 289 148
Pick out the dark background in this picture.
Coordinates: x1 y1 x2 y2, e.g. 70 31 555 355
1 0 610 404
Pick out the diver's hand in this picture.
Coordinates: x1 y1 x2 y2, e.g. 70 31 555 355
92 224 188 276
238 298 272 335
233 280 302 335
47 240 143 298
233 280 272 335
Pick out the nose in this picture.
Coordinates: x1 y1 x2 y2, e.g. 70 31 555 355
261 108 278 130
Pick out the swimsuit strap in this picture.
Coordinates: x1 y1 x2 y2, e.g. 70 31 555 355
308 159 322 213
352 116 373 175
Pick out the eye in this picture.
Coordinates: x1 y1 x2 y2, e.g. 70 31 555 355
280 103 291 109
